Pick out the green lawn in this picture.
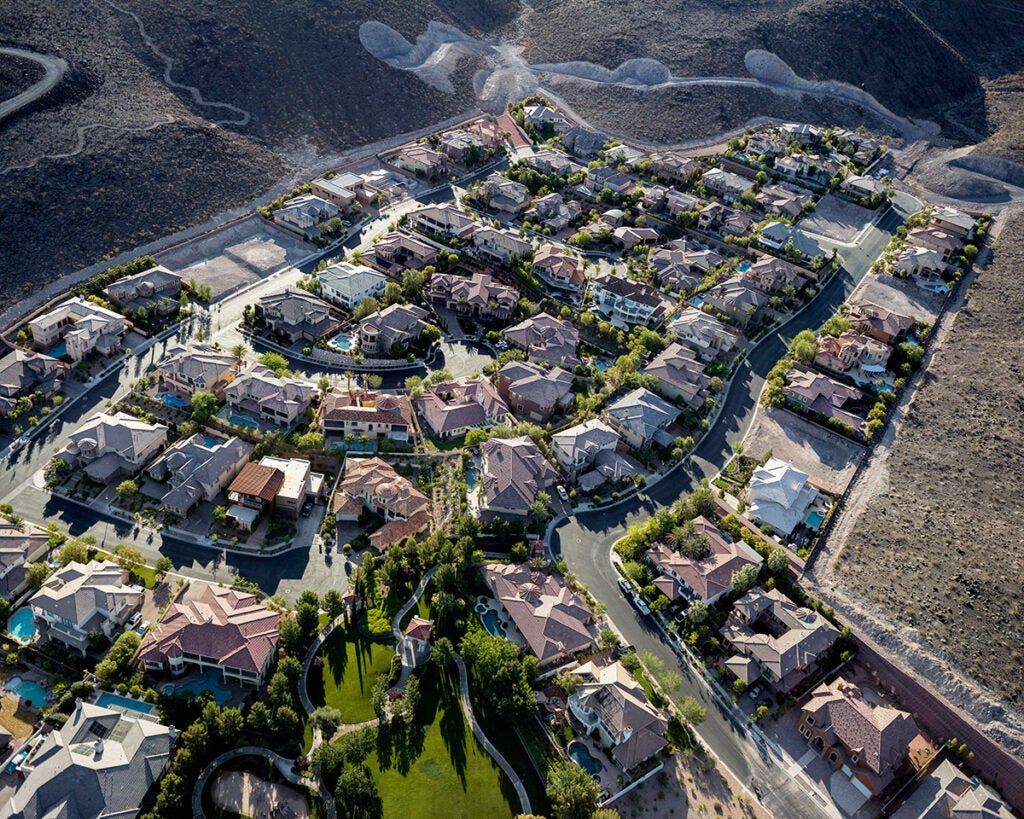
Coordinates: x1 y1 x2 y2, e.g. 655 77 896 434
308 627 395 723
367 665 518 819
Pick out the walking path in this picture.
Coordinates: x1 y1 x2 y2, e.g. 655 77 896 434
0 47 67 122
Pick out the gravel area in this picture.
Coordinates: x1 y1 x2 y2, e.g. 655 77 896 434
850 273 946 328
797 195 875 244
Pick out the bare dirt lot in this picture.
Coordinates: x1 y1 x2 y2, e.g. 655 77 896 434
742 407 864 495
212 770 309 819
850 273 946 327
797 195 875 244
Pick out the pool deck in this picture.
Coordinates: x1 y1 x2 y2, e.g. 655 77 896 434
474 598 526 649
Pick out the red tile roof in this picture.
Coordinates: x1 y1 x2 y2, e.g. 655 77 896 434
228 462 284 502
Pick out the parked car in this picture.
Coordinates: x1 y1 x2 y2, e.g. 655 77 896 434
137 620 151 635
301 501 313 517
127 612 142 628
342 220 352 227
556 485 569 502
617 577 631 595
748 684 763 701
633 595 651 616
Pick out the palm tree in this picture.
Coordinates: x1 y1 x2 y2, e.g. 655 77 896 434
230 343 247 373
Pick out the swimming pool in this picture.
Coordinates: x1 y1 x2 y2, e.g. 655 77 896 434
568 741 603 775
327 333 354 352
96 691 155 715
164 668 232 705
805 511 824 530
465 467 479 490
5 677 46 708
161 393 188 408
737 261 752 273
7 608 37 643
688 296 705 308
203 435 220 449
479 609 505 638
48 342 67 359
229 414 259 430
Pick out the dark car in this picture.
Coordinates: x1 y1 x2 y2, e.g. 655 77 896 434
301 501 313 517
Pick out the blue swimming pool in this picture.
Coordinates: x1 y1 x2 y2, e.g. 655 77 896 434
161 393 188 408
47 342 67 359
737 261 752 273
806 511 824 530
568 741 603 775
7 608 37 643
479 609 505 638
465 467 479 489
203 435 220 449
688 296 704 308
328 333 354 352
165 668 232 705
6 677 46 708
96 691 155 715
229 414 259 430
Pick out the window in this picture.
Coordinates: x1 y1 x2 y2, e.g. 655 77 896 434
851 754 859 763
828 752 838 763
805 716 814 727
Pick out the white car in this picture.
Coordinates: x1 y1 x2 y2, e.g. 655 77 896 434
127 612 142 628
556 485 569 502
633 596 651 616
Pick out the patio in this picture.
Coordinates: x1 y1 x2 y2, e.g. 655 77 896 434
473 597 526 649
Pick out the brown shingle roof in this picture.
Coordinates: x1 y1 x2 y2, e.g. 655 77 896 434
228 462 284 502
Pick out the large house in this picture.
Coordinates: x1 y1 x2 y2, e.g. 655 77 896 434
667 308 742 361
332 457 431 551
417 378 511 439
614 226 661 250
502 312 581 369
225 364 318 428
746 458 825 538
258 289 338 343
273 194 339 234
145 434 253 518
581 166 634 197
61 412 168 484
29 561 143 656
0 349 67 416
891 758 1014 819
552 418 620 479
318 262 387 310
156 343 237 399
741 256 807 294
478 436 559 521
395 143 448 177
722 587 839 693
472 226 533 265
0 523 50 601
701 167 754 202
648 516 763 605
480 173 531 215
311 173 364 208
800 677 925 798
814 330 891 385
756 184 812 219
758 222 824 264
439 128 486 162
698 202 754 237
410 203 477 240
523 104 570 132
103 264 181 316
227 456 322 525
930 206 976 240
907 227 963 265
569 659 669 770
649 152 701 185
496 360 574 422
529 192 582 232
649 247 702 294
532 244 587 295
603 387 680 449
137 584 281 686
426 273 519 321
848 301 914 346
0 700 173 819
702 277 770 328
364 231 438 276
480 563 598 666
319 389 415 443
783 367 869 436
358 303 430 356
30 297 125 362
590 275 669 328
644 343 711 409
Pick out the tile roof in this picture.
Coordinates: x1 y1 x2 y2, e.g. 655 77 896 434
405 616 434 642
228 462 285 503
604 387 681 442
644 343 711 408
417 378 510 437
502 312 580 369
30 560 143 631
480 436 559 516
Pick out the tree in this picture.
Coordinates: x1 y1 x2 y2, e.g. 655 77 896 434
246 701 270 731
216 707 244 745
278 654 302 683
94 630 141 685
268 671 294 709
370 673 389 719
257 352 290 377
688 599 709 625
296 600 320 639
274 704 300 738
113 544 143 576
323 589 346 619
310 705 343 738
402 268 428 299
731 563 759 593
421 323 442 344
211 505 228 525
58 539 89 566
529 491 551 523
789 329 817 365
352 296 379 322
335 764 383 819
394 673 419 723
277 617 305 657
155 556 173 578
430 636 454 669
733 678 747 696
460 631 537 719
116 479 139 502
230 343 248 368
767 548 789 575
679 695 706 726
189 391 219 422
25 562 49 591
546 759 601 819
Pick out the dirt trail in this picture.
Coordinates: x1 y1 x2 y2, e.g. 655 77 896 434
0 46 67 122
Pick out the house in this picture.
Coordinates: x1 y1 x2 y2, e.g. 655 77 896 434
529 192 582 231
522 104 570 132
601 208 625 228
496 360 574 422
0 349 67 416
552 418 620 479
758 222 824 263
466 116 506 148
410 203 477 240
930 206 976 239
258 289 338 343
575 448 641 493
722 587 839 692
479 562 598 665
273 194 339 234
680 242 728 275
590 275 669 328
756 184 812 219
648 152 701 184
417 377 511 439
0 700 173 819
648 516 763 606
526 149 581 177
364 231 438 276
562 125 606 157
156 343 237 399
741 256 807 293
29 561 143 655
891 758 1014 819
478 436 559 520
569 659 669 770
842 174 885 199
224 364 318 428
604 387 681 449
61 412 168 484
404 616 434 661
531 244 586 294
581 166 634 197
502 312 581 369
311 174 363 208
667 308 742 361
800 677 925 797
746 457 825 538
644 343 711 409
481 173 531 215
137 584 281 685
848 301 914 346
319 389 415 443
814 330 891 384
144 434 253 518
439 128 486 162
907 227 963 265
782 123 824 145
472 226 533 265
332 457 431 551
698 202 753 236
29 297 125 362
894 246 947 277
425 272 519 321
702 277 771 327
649 247 701 293
395 143 448 177
605 144 645 166
783 367 869 436
258 456 321 518
745 133 788 157
358 303 430 356
614 226 660 250
103 264 182 316
665 188 700 217
227 456 322 524
358 169 407 203
701 168 753 203
318 262 387 310
0 523 51 601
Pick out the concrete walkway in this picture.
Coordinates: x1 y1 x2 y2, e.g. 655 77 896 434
453 655 531 816
392 565 437 690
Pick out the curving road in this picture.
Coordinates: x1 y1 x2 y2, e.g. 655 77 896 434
0 46 67 122
549 193 918 818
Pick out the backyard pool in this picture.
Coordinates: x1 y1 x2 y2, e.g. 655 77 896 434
479 609 505 639
688 296 704 308
737 261 752 273
327 333 354 352
229 414 259 430
7 608 37 643
806 511 825 530
203 435 220 449
96 691 155 715
161 393 189 408
5 677 46 708
47 341 67 359
465 467 479 489
163 668 233 705
568 741 604 775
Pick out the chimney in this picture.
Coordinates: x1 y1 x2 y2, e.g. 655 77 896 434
93 739 104 757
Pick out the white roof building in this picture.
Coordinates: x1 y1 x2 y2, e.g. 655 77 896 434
746 457 822 537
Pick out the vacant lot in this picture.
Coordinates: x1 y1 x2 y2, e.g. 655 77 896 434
212 770 309 819
798 195 874 244
832 212 1024 706
851 273 946 328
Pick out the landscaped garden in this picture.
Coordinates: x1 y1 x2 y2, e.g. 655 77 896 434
307 627 396 724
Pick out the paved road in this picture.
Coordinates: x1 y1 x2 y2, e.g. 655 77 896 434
550 194 916 818
0 47 67 122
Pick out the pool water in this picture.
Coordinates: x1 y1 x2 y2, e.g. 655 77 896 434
688 296 705 308
229 414 259 430
568 741 603 775
161 393 188 408
7 608 37 643
96 691 155 715
328 333 354 352
6 678 46 708
593 359 611 372
48 342 67 359
465 467 479 489
202 435 220 449
479 609 505 638
166 668 232 705
805 511 824 530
